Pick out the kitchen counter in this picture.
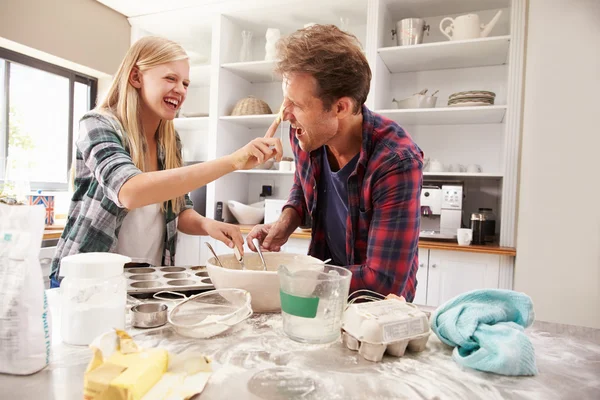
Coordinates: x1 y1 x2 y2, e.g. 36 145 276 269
43 226 64 241
238 225 516 256
2 289 598 399
44 223 516 256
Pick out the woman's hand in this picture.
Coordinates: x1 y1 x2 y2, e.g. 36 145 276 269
227 118 283 170
202 219 244 255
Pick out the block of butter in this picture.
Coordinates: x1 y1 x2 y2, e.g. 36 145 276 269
84 330 169 400
84 330 212 400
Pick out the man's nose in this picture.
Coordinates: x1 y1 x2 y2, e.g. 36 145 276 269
282 103 292 121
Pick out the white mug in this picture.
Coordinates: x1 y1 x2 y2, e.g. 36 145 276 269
279 160 292 171
457 228 473 246
429 159 444 172
466 164 482 173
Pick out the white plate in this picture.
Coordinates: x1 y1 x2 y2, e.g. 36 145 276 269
448 101 492 107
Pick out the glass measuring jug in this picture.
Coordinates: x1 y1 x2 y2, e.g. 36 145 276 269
278 264 351 344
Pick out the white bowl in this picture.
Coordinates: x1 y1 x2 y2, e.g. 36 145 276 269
392 94 437 109
254 159 275 170
227 200 264 225
206 253 324 312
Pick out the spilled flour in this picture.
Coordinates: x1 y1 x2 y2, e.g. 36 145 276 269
128 312 600 400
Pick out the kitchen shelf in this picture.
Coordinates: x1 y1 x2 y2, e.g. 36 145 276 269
378 36 511 73
174 117 210 130
189 64 211 86
220 60 280 83
219 114 277 129
235 170 294 175
424 172 503 179
376 105 507 125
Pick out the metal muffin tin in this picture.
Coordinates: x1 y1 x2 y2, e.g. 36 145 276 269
125 266 214 294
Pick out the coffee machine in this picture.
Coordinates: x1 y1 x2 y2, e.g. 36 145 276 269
419 184 463 240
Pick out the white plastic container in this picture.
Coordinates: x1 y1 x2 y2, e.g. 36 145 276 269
341 298 430 362
264 199 287 224
59 252 130 345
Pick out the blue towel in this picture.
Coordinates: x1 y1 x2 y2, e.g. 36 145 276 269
430 289 538 376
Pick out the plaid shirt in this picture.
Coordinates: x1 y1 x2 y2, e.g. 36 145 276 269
285 106 423 301
50 112 193 282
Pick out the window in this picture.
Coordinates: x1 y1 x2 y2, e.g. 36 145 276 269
0 48 97 191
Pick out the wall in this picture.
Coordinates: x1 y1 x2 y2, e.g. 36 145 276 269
0 0 130 75
514 0 600 328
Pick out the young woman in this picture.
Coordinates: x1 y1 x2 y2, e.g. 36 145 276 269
50 36 282 287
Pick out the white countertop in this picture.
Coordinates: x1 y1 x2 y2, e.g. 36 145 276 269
1 289 599 399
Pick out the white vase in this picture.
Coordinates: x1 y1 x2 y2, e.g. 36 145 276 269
264 28 280 61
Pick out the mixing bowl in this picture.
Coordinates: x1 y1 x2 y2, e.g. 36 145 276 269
206 253 324 312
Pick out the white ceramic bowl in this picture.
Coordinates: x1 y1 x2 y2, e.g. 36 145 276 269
206 253 324 312
254 159 275 170
227 200 264 225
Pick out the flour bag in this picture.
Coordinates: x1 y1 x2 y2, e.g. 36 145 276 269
0 203 51 375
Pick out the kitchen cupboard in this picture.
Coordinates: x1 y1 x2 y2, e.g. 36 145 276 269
127 0 524 290
413 248 429 305
398 248 502 307
423 249 501 307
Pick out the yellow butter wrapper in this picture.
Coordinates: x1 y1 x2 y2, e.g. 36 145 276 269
84 330 168 400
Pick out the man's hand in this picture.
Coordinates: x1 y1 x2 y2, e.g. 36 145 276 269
203 219 244 255
246 222 291 252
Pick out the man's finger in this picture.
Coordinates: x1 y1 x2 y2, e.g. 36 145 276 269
246 226 266 251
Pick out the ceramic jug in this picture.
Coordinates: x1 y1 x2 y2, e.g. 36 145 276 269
440 10 502 41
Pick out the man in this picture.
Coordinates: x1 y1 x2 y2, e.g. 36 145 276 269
247 25 423 301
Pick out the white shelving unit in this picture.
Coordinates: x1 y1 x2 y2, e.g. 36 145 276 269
235 170 295 175
424 172 503 179
189 64 211 87
221 61 280 83
378 35 510 73
173 117 210 131
377 105 507 125
219 114 278 129
128 0 526 288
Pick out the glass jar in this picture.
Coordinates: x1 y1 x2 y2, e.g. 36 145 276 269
59 252 130 345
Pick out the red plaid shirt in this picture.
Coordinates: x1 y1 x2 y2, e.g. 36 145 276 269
284 106 423 301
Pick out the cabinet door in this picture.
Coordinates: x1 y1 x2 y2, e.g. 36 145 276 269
426 250 500 307
413 249 429 305
175 232 201 266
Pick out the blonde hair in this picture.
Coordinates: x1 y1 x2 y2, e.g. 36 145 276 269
97 36 188 213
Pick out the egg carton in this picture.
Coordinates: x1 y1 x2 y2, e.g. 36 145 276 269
341 298 431 362
125 265 214 294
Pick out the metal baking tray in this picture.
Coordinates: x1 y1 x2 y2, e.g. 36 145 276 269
125 265 214 294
